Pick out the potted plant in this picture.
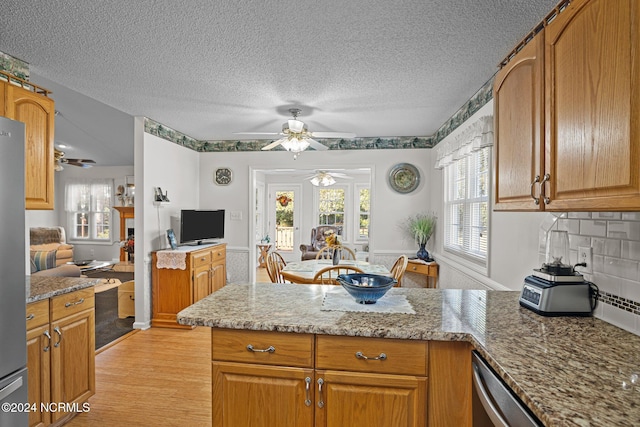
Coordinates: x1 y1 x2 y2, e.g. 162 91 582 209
402 213 436 261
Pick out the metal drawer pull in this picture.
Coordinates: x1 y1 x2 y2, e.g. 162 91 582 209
246 344 275 353
355 351 387 361
65 298 85 308
317 378 325 408
26 313 35 321
53 326 62 348
540 173 551 204
529 175 541 205
43 330 51 352
304 377 312 406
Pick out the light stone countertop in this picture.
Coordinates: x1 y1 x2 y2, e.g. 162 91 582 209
27 275 100 303
178 282 640 427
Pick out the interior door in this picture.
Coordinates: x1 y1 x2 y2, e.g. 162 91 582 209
268 184 302 263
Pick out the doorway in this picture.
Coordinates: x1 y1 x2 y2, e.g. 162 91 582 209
268 184 302 263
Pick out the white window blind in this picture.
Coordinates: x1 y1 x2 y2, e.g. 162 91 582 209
436 115 493 267
65 179 113 241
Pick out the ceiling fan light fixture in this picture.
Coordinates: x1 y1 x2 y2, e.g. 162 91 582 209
310 172 336 187
281 137 310 153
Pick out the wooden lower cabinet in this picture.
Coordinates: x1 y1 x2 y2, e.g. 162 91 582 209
213 362 314 427
211 330 471 427
26 288 95 427
152 244 226 328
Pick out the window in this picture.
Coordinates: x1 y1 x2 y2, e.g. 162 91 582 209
65 179 113 242
356 186 370 240
318 188 345 229
443 146 490 266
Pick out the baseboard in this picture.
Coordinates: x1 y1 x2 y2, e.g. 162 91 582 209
133 320 151 330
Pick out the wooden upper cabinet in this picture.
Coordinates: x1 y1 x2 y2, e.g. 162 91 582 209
494 31 545 210
4 83 55 210
544 0 640 210
494 0 640 211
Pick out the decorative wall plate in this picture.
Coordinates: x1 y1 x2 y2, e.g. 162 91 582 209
388 163 420 193
215 167 232 185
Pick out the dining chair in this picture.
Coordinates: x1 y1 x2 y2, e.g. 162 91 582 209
390 255 408 287
315 245 356 261
266 251 287 283
312 265 364 285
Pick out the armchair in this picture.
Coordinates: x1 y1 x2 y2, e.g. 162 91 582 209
29 226 74 266
299 225 342 260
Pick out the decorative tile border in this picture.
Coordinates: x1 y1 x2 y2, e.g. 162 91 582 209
0 51 29 81
144 75 495 152
599 291 640 316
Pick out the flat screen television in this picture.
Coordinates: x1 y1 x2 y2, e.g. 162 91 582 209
179 209 225 245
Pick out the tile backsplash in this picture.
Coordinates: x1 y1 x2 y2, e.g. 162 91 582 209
540 212 640 335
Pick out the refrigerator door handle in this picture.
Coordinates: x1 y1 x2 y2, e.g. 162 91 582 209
0 377 23 401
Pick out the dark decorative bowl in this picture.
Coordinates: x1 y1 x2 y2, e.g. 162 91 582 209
336 274 397 304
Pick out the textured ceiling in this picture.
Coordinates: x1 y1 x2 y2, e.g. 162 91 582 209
1 0 557 164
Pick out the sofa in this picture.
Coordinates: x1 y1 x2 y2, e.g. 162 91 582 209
30 227 74 266
299 225 342 260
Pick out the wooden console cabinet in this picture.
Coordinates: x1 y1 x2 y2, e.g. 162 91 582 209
151 244 226 328
26 288 95 427
211 328 471 427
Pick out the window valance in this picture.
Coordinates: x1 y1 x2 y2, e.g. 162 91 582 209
434 115 493 169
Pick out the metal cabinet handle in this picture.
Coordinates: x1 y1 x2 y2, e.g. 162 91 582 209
317 378 325 408
304 377 312 407
53 326 62 348
530 175 541 205
64 297 85 308
26 313 35 321
355 351 387 361
43 330 51 352
246 344 275 353
540 173 551 204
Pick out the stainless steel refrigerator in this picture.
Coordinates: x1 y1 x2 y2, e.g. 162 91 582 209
0 116 28 426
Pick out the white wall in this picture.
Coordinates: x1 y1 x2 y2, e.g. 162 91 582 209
197 148 433 282
137 127 200 328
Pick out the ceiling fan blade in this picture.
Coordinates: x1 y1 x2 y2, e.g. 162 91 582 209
309 131 356 139
305 138 328 151
62 158 96 168
261 138 286 151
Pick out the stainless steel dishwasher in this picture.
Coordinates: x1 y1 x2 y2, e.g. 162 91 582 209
472 351 543 427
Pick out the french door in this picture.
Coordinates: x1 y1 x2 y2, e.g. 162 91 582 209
268 184 302 263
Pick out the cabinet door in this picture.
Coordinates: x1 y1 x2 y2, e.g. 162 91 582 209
315 370 427 427
545 0 640 210
493 32 545 211
26 325 50 427
193 264 210 302
210 261 226 293
5 85 55 210
212 361 314 427
50 309 95 423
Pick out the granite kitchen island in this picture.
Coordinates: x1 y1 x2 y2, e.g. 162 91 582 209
178 282 640 427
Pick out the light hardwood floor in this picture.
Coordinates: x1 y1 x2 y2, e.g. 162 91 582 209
67 327 212 427
68 268 271 426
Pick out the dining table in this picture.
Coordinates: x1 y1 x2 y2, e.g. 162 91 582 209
279 259 390 284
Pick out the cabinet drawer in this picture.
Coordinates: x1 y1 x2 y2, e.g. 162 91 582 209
407 262 434 276
26 299 49 329
212 329 313 368
211 246 226 262
51 288 95 321
316 335 427 376
192 251 212 267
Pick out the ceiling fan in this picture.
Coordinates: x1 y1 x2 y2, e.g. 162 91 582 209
54 148 96 171
304 170 353 187
235 108 356 159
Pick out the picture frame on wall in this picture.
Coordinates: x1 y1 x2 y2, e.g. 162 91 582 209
167 229 178 250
